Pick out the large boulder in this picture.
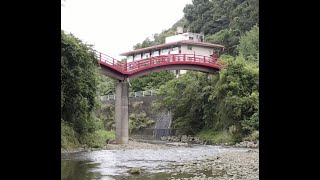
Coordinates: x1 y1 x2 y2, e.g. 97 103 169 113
181 135 188 143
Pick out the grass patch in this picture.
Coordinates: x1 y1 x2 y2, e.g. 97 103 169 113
95 130 115 140
80 133 104 148
242 130 259 142
80 130 115 148
61 120 116 148
196 129 235 145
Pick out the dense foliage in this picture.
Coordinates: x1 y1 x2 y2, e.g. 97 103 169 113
184 0 258 55
154 26 259 143
129 71 175 91
237 25 259 62
61 30 101 134
98 74 117 95
61 30 111 148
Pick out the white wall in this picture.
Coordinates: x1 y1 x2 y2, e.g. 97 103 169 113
151 50 160 57
127 56 133 62
165 34 189 43
165 32 204 43
142 52 151 59
134 54 142 60
180 45 213 57
187 33 204 42
126 44 213 61
169 46 179 54
160 48 169 55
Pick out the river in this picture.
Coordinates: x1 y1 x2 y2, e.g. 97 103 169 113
61 140 258 180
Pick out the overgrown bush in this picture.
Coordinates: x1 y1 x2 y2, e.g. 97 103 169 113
61 120 79 148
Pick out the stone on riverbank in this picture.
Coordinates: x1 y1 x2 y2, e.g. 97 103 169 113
128 168 141 174
235 140 259 148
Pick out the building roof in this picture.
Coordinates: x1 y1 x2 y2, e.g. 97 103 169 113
120 40 225 56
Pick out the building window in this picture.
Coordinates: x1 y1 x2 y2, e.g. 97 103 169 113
134 54 142 60
172 47 179 51
152 50 159 56
187 45 192 50
161 49 168 54
189 37 193 40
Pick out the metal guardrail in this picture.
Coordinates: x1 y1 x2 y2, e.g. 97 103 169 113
100 89 159 100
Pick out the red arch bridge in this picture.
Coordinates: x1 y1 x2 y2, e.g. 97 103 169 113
95 51 223 144
96 51 223 80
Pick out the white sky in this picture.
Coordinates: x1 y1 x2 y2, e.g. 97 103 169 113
61 0 192 60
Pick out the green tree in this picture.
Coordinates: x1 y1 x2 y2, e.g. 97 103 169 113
205 28 240 56
133 37 155 50
207 56 259 136
97 75 117 95
61 30 102 135
155 72 209 135
237 25 259 62
154 55 259 141
229 0 259 33
129 71 175 92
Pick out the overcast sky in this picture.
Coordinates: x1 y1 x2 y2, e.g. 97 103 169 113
61 0 192 59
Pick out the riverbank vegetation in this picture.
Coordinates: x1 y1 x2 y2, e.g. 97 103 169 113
61 30 115 148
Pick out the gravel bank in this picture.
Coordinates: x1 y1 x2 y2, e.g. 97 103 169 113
167 149 259 180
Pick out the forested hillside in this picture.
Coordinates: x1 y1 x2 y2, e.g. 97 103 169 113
131 0 259 143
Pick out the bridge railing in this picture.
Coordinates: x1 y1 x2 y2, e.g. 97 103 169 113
129 89 159 97
100 89 159 100
95 51 127 72
95 51 222 73
100 94 116 101
126 54 219 72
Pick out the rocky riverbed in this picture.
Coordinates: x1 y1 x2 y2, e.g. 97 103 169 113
165 149 259 180
161 135 259 148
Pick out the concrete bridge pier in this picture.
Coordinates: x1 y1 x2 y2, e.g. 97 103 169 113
115 80 129 144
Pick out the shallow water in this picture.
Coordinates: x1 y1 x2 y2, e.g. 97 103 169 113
61 143 245 180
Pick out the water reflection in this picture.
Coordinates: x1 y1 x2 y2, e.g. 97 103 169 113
61 160 106 180
61 159 173 180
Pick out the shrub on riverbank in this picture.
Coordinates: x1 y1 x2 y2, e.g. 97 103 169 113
79 133 104 148
61 120 80 148
196 130 235 145
79 130 116 148
96 130 115 141
62 120 115 149
242 130 259 142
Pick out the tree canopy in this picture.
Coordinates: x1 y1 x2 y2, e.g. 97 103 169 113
61 30 102 135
